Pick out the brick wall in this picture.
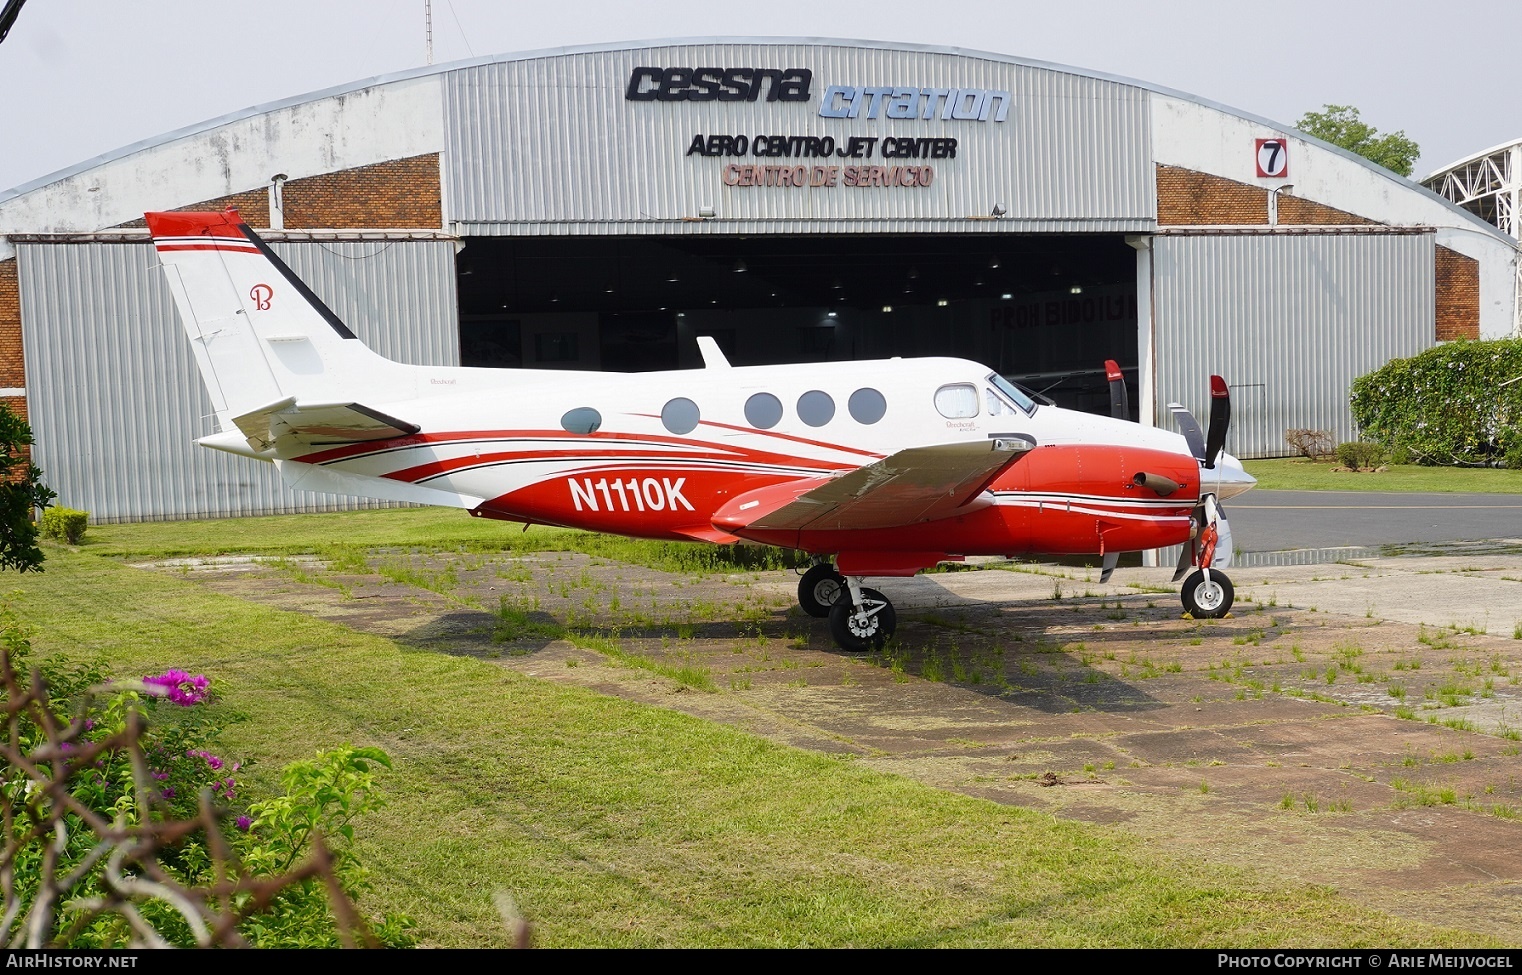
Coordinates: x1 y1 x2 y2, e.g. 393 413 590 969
1157 164 1372 226
1435 245 1480 341
1276 196 1374 226
0 259 23 392
283 155 441 229
0 261 28 464
1157 165 1266 225
113 153 441 230
116 189 269 229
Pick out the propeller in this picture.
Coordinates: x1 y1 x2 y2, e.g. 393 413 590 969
1167 376 1236 581
1202 375 1231 470
1104 359 1129 421
1166 374 1231 470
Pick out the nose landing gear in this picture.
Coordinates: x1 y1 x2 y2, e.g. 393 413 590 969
1181 567 1233 618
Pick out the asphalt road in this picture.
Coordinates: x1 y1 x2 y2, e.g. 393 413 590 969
1226 489 1522 552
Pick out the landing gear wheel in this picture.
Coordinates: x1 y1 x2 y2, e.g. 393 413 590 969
1181 569 1233 618
828 587 896 652
798 564 846 618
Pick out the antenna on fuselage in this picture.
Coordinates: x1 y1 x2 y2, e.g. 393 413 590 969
696 336 731 369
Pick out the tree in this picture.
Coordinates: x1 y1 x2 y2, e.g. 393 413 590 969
0 403 54 571
1295 104 1421 177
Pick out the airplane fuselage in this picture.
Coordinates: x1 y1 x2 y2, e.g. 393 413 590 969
269 356 1231 572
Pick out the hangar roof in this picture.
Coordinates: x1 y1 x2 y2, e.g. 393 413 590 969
0 37 1508 245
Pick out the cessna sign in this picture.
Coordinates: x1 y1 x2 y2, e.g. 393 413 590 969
625 66 1011 122
625 67 813 102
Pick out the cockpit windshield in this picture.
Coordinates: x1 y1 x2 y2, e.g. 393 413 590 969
986 373 1037 416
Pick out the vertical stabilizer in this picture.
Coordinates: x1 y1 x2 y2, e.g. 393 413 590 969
146 209 403 430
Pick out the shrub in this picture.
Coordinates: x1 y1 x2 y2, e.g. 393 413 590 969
2 609 412 948
40 507 88 544
1284 428 1336 459
1336 442 1383 470
1350 338 1522 466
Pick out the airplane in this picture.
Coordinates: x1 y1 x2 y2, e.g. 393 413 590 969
144 208 1257 652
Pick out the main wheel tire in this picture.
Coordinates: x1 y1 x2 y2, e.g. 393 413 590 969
827 587 896 652
798 564 846 618
1181 569 1233 618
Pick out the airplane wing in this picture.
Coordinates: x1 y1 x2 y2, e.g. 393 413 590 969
231 396 420 452
716 438 1033 534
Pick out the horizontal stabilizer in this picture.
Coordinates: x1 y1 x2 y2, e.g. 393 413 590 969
716 438 1033 535
231 398 420 452
277 460 482 510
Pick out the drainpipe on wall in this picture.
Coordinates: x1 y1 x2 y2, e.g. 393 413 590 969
1127 232 1160 569
268 173 287 230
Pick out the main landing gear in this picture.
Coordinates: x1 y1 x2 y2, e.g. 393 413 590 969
797 563 845 618
797 562 897 651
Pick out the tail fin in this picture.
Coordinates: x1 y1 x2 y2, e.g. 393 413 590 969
146 209 398 431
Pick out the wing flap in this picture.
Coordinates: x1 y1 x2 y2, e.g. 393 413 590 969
719 439 1033 534
231 398 421 451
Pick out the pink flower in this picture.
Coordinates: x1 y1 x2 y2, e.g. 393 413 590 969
143 669 210 706
235 815 252 832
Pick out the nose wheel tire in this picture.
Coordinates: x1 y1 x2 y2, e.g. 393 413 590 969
828 587 896 652
1181 569 1233 618
798 564 846 618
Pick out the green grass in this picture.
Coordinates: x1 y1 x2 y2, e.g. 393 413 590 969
1245 458 1522 494
4 524 1495 947
81 507 807 574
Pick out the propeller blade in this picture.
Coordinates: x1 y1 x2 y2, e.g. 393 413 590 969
1099 550 1119 583
1168 402 1206 462
1202 375 1231 470
1104 359 1129 421
1172 540 1193 582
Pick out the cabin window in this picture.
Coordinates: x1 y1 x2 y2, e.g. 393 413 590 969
661 397 700 435
560 407 602 435
848 387 887 424
745 392 783 429
934 383 979 419
797 390 835 427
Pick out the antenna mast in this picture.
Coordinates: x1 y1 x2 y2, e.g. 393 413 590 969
425 0 433 64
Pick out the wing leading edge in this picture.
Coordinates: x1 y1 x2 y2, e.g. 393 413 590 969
714 438 1033 536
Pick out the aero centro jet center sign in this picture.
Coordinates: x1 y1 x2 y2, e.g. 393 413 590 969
442 46 1151 228
626 65 1009 190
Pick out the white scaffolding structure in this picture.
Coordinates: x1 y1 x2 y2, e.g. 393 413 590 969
1423 141 1522 334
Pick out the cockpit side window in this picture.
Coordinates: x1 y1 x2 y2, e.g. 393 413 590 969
934 383 980 419
987 373 1037 416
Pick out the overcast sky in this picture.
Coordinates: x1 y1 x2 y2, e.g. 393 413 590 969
1 0 1513 193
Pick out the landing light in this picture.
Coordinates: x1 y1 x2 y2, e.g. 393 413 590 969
1000 293 1013 300
936 299 948 307
881 305 893 313
1070 285 1083 294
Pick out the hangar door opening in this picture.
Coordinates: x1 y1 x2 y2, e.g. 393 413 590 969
456 233 1140 417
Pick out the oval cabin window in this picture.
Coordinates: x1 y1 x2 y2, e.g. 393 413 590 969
560 407 602 435
797 390 836 427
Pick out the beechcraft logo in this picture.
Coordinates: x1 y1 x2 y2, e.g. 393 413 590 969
249 283 273 310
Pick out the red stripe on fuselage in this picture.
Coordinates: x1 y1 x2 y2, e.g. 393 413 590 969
298 428 870 474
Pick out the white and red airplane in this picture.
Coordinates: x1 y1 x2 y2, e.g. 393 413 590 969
146 209 1256 651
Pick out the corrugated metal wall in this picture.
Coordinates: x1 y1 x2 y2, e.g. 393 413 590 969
17 239 459 522
444 42 1154 235
1152 232 1435 458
